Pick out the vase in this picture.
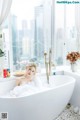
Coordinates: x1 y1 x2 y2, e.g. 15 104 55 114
71 62 77 72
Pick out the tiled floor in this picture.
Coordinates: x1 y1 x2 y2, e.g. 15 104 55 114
55 106 80 120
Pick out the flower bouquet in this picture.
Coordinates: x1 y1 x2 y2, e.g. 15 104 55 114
66 52 80 63
66 52 80 72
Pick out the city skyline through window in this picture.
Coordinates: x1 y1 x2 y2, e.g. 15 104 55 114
9 0 52 71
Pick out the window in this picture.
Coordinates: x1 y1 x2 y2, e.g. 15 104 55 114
3 0 52 71
54 1 79 65
3 0 79 69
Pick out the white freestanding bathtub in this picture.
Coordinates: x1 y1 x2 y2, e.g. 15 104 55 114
0 75 75 120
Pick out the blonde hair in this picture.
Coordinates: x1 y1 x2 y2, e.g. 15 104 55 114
26 63 37 70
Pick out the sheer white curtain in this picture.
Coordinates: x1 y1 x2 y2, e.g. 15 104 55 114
0 0 12 27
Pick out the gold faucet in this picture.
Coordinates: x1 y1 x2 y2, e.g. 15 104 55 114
49 49 52 76
44 48 54 84
44 52 49 84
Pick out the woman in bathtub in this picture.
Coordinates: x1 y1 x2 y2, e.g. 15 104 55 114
9 63 40 97
16 63 37 86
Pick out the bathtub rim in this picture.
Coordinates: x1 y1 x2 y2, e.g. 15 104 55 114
0 77 16 82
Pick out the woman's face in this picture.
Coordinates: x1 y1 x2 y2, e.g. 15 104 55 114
26 66 36 78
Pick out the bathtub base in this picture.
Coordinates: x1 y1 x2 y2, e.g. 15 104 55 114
0 83 74 120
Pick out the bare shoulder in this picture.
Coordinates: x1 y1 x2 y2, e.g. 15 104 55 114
16 77 25 86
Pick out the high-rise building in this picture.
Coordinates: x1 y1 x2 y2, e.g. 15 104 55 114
34 5 44 63
11 15 18 65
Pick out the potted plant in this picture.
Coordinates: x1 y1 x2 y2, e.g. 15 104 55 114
0 49 5 76
0 49 5 57
66 51 80 72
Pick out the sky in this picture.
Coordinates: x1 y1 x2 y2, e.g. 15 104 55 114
11 0 43 20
